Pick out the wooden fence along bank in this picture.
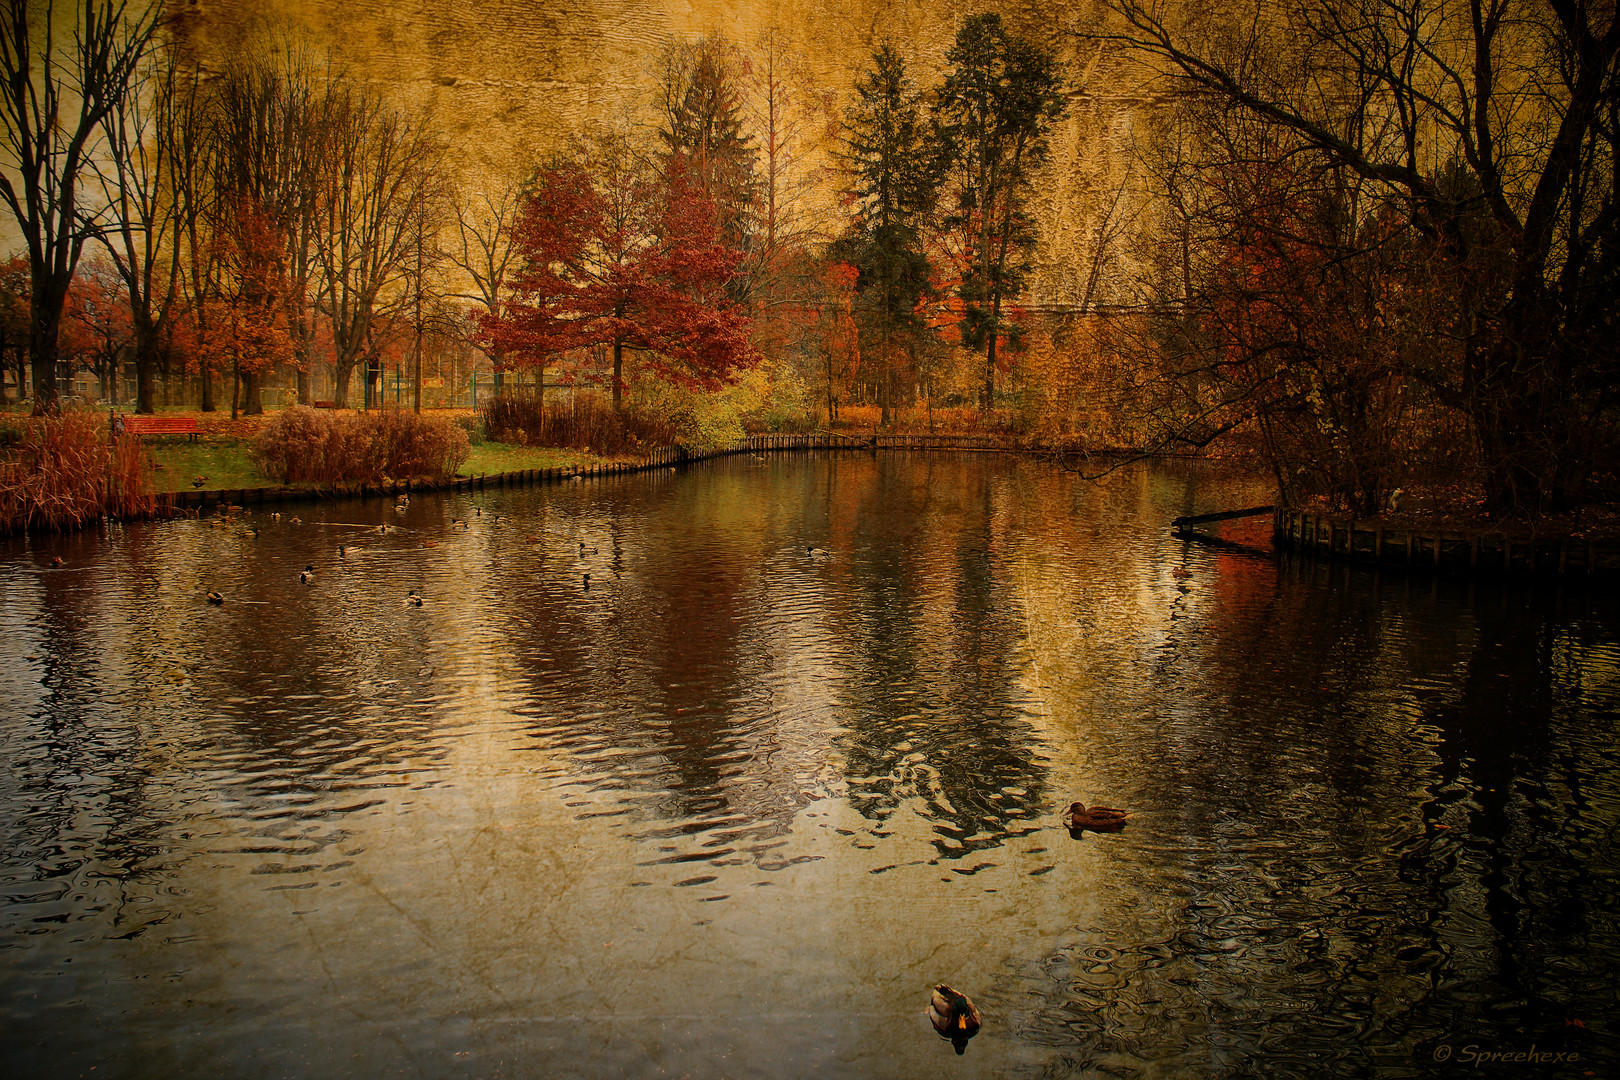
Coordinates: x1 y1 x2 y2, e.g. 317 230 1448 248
1271 507 1620 579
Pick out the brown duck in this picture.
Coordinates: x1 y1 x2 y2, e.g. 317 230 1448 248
927 984 981 1055
1067 802 1130 832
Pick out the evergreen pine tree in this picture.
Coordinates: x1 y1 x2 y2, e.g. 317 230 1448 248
933 14 1066 411
836 42 941 424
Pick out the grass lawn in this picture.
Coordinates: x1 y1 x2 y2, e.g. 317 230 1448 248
144 436 603 493
144 437 283 493
461 443 594 476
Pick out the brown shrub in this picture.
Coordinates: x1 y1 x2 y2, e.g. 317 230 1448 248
0 411 155 533
369 409 470 480
254 406 469 486
481 393 678 456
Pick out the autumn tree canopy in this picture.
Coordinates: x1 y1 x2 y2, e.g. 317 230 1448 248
484 136 759 412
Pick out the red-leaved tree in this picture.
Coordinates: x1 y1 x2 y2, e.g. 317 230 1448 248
483 136 759 411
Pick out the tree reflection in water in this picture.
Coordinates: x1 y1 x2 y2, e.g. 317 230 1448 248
0 455 1615 1078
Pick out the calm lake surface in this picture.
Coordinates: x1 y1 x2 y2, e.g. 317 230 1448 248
2 453 1616 1078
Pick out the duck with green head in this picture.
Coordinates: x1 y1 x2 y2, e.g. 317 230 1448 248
927 984 981 1055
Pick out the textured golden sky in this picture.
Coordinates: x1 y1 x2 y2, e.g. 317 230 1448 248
177 0 1147 306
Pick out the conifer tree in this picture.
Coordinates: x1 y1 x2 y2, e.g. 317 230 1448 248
836 42 940 424
657 39 761 300
933 14 1066 411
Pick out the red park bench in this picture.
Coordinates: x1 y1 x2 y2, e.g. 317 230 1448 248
119 415 201 442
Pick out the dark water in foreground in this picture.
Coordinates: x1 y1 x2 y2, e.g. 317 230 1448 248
1 453 1616 1078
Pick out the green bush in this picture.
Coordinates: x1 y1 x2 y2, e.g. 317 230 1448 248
253 406 469 486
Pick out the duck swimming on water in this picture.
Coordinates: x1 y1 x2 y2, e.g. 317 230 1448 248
206 590 224 605
927 985 981 1055
1067 802 1130 832
299 564 315 585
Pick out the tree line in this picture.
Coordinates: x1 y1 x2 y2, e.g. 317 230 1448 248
0 2 1069 430
4 0 1615 519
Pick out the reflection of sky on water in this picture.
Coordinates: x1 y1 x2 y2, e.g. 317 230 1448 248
1 454 1615 1078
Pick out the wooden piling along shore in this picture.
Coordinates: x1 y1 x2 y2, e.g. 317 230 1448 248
1271 507 1620 579
151 432 1028 517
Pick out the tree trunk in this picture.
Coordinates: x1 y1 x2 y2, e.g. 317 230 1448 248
135 357 158 414
880 327 891 427
241 370 264 415
612 339 624 411
983 326 997 412
28 278 70 416
333 363 353 410
135 333 160 415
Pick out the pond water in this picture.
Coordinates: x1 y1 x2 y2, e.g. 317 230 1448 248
1 452 1616 1078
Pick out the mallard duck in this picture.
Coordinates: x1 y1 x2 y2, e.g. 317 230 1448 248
451 519 468 529
338 544 348 558
270 512 282 522
928 985 981 1055
395 493 409 506
206 590 224 605
49 556 63 567
807 545 830 557
191 475 207 488
394 502 407 514
406 589 423 606
299 564 315 585
378 522 391 534
1067 802 1130 832
582 573 592 589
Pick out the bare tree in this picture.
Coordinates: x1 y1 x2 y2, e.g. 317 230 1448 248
446 172 523 391
1093 0 1620 514
93 37 200 413
316 86 443 409
0 0 160 414
207 33 339 414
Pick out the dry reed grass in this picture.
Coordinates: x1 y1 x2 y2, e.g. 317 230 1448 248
0 411 155 533
252 406 470 486
482 394 679 457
